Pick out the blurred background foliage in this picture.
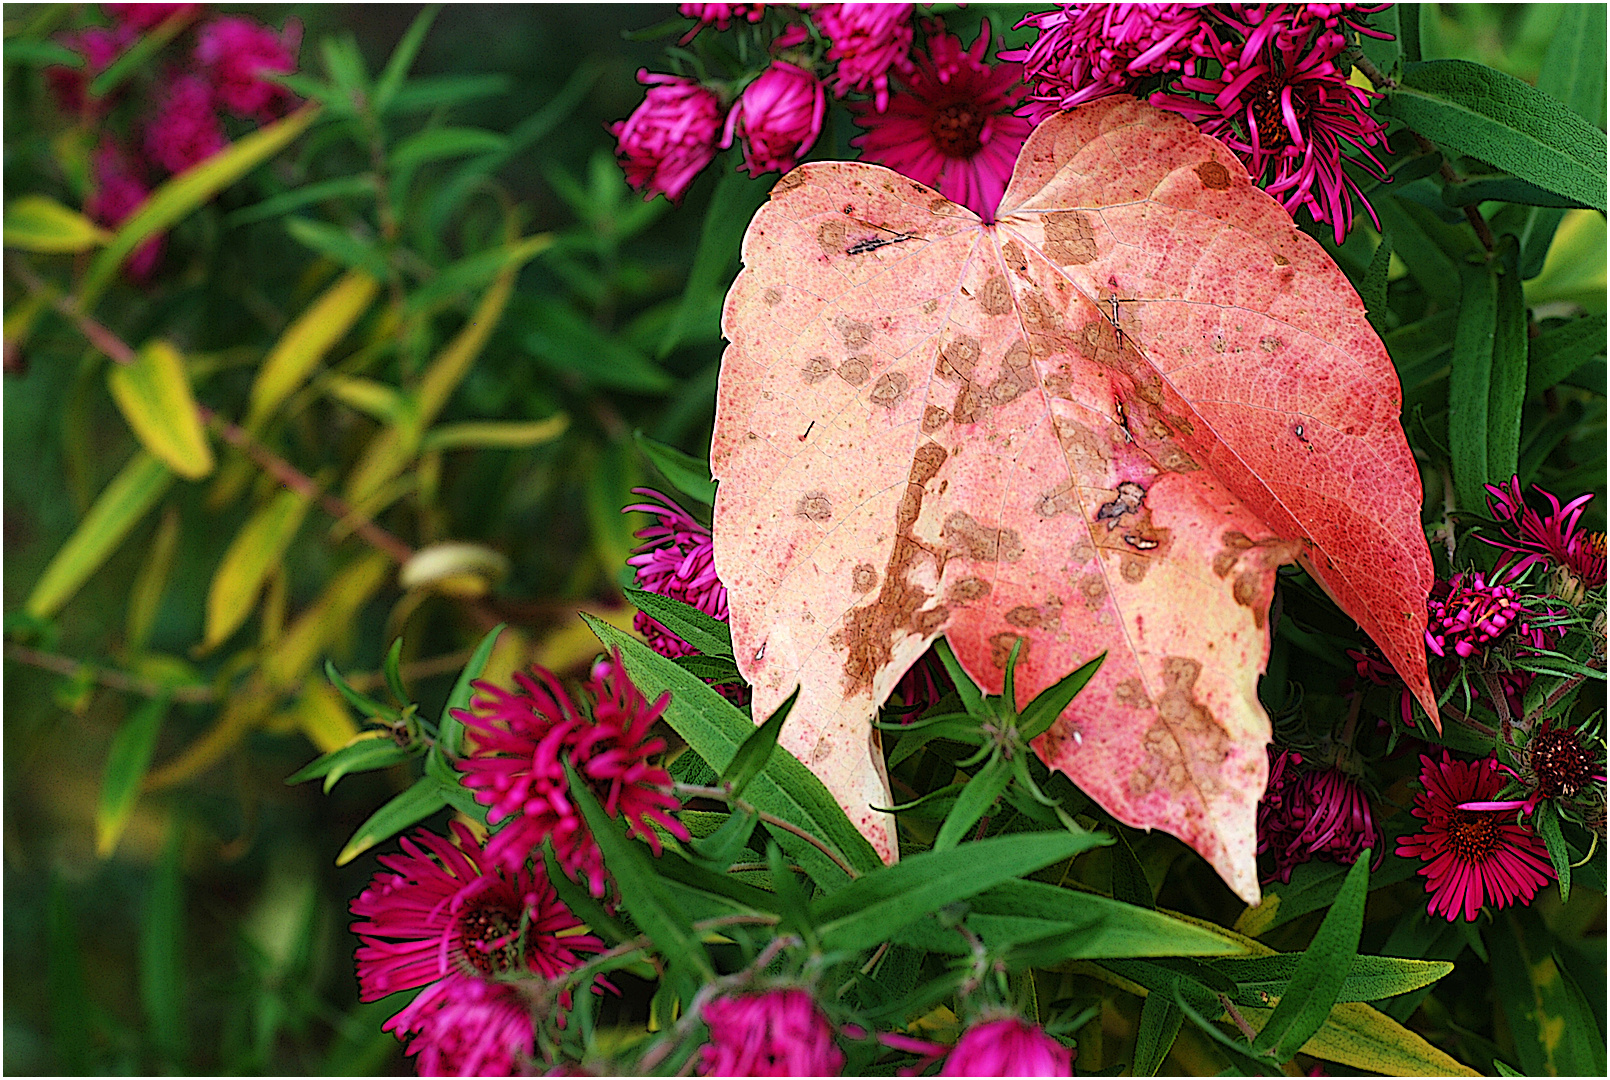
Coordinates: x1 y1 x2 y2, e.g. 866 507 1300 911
1 3 1603 1075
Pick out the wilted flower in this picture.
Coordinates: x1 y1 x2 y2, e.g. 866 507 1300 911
625 488 727 659
812 2 915 111
194 15 301 121
1257 747 1382 884
611 72 727 203
849 20 1033 220
1151 15 1388 244
86 138 165 280
942 1015 1072 1076
724 60 826 176
1482 476 1607 594
104 3 200 32
45 24 135 115
456 653 689 896
1460 718 1607 818
385 972 541 1077
1003 3 1213 121
696 989 845 1076
679 3 765 39
1396 752 1555 922
144 72 227 173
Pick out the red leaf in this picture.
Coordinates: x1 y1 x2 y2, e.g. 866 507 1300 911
711 99 1434 903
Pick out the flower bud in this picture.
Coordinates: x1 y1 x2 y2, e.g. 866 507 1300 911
611 72 726 203
724 61 825 177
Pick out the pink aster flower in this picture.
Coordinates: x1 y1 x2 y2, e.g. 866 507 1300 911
1482 476 1607 593
942 1015 1072 1077
723 60 826 177
104 3 200 32
811 2 915 111
1459 717 1606 818
456 653 689 896
385 972 540 1077
1424 571 1559 662
45 24 135 116
1257 747 1383 884
849 20 1033 221
86 138 166 281
194 15 301 122
679 3 765 41
625 489 727 660
1002 3 1215 122
144 72 227 174
696 989 845 1076
611 72 727 203
349 821 603 1002
1396 752 1555 922
1151 17 1388 245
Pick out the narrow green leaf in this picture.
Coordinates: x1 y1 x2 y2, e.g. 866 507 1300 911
523 298 673 392
1448 257 1499 510
624 587 733 658
1527 313 1607 396
1441 173 1591 209
284 736 416 790
634 430 716 505
439 624 505 758
543 845 631 945
1495 1061 1525 1077
565 761 714 978
1531 802 1572 903
932 638 986 716
1133 992 1183 1076
140 821 187 1067
284 217 390 277
246 270 379 429
87 8 190 97
1378 61 1607 211
1399 3 1423 63
1491 909 1607 1077
932 753 1012 851
424 744 486 821
203 486 313 649
335 779 448 866
95 696 169 857
1214 954 1454 1007
422 415 569 452
3 195 110 252
324 659 398 722
1536 3 1607 129
404 233 553 314
371 4 440 113
658 168 774 357
391 127 507 173
27 451 174 618
1017 652 1105 741
721 687 797 799
107 339 214 479
768 840 818 944
225 175 377 227
1172 985 1285 1076
812 830 1109 952
1251 849 1371 1062
1109 827 1155 909
125 506 180 654
1361 233 1394 336
1488 237 1527 485
386 73 511 113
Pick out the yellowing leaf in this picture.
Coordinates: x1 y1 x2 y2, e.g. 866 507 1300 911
261 552 392 689
399 541 510 597
203 487 314 649
27 451 175 618
144 694 273 791
295 680 362 754
125 506 181 653
3 195 111 252
422 415 570 451
107 340 215 479
323 374 409 425
245 270 379 430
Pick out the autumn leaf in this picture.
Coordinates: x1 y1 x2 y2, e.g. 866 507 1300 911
710 98 1434 904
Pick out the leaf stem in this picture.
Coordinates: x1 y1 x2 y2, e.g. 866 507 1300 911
3 642 215 702
1218 993 1262 1044
674 782 860 880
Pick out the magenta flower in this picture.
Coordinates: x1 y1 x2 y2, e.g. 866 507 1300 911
679 3 765 39
104 3 200 32
611 72 727 203
1002 3 1214 121
1151 17 1388 245
45 24 135 116
1460 718 1606 818
86 139 165 281
1257 748 1382 884
144 72 227 174
942 1016 1072 1076
349 821 603 1002
723 61 826 177
1396 752 1555 922
195 15 301 122
1424 571 1559 662
849 20 1033 221
1482 476 1607 592
696 989 845 1076
456 653 689 896
811 2 915 111
625 489 728 660
384 972 540 1077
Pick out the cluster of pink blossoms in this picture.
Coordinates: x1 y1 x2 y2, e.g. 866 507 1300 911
45 4 299 281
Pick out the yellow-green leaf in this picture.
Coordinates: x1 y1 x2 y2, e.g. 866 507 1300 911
80 103 321 309
4 195 110 252
245 270 379 430
26 451 174 618
95 696 168 857
144 693 273 791
203 487 314 649
324 375 410 425
125 506 181 654
294 680 362 754
261 552 392 689
422 414 569 451
107 340 215 479
399 541 510 597
417 253 520 422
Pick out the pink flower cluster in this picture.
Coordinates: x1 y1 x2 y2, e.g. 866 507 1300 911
697 989 845 1076
1482 476 1607 594
455 652 690 897
1257 747 1382 884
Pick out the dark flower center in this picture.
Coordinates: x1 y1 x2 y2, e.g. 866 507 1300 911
929 101 986 158
1530 727 1597 798
458 903 527 977
1246 73 1296 149
1445 810 1502 860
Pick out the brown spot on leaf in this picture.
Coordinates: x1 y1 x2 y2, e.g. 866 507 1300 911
852 563 879 592
870 371 908 408
801 355 834 383
836 315 874 350
948 577 991 603
1042 370 1075 399
796 491 833 522
914 605 950 633
1002 240 1028 275
895 484 924 532
935 335 980 381
1233 570 1262 626
942 512 1024 562
979 274 1013 315
1044 209 1097 264
1273 253 1289 266
839 356 871 386
817 220 848 255
989 632 1029 669
1006 605 1043 628
909 442 948 485
1121 555 1149 583
922 405 951 433
835 537 935 696
1080 574 1107 609
953 381 988 425
763 288 782 305
1196 159 1231 190
1056 418 1114 474
1259 336 1283 353
772 171 808 196
1115 678 1151 709
1037 487 1080 518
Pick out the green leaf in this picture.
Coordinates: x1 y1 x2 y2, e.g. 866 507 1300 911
391 126 507 172
1536 3 1607 129
385 74 511 114
1252 849 1371 1062
1448 256 1499 510
932 753 1011 851
932 638 986 716
3 195 110 252
371 4 440 113
1214 954 1454 1008
404 232 553 314
1017 652 1105 741
1172 985 1285 1075
87 7 190 97
1109 828 1155 909
583 615 880 886
95 696 169 857
1527 313 1607 396
1361 233 1394 336
1440 173 1591 209
721 687 797 799
565 761 714 978
424 742 486 821
1490 910 1607 1077
140 821 187 1068
203 487 313 649
423 415 569 452
81 104 321 309
107 340 214 479
439 624 505 759
1488 237 1528 486
624 587 733 658
3 38 85 67
543 844 631 945
125 506 180 654
659 168 775 357
1378 61 1607 211
1133 991 1184 1076
283 735 417 790
284 217 391 277
811 830 1109 952
1531 801 1572 903
225 175 377 227
26 451 174 619
335 779 448 866
522 298 673 392
634 430 716 505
